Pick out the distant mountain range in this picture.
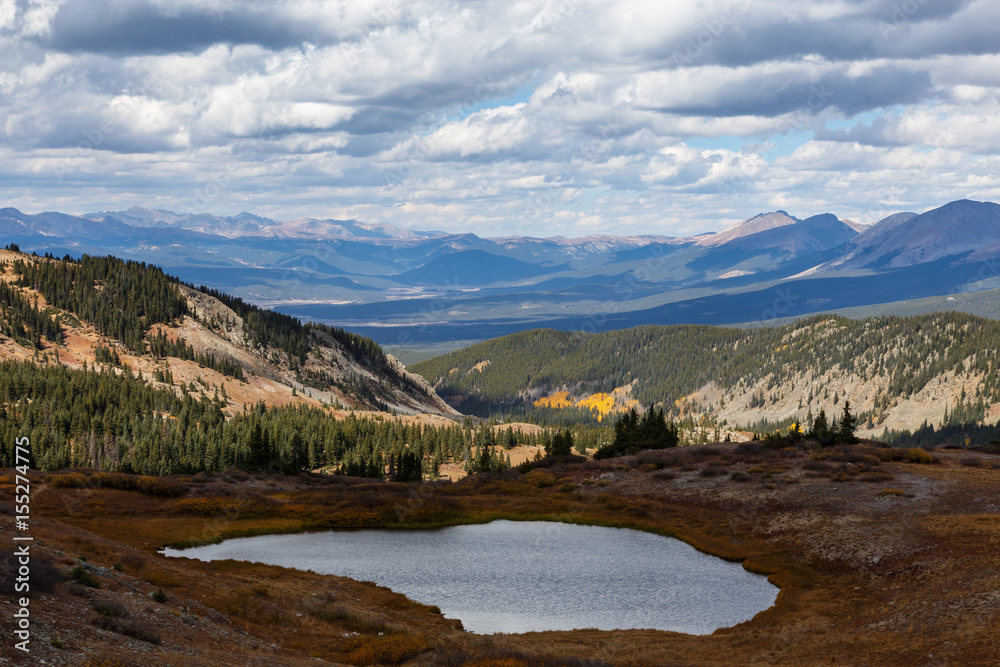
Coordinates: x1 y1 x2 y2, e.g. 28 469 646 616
3 199 1000 346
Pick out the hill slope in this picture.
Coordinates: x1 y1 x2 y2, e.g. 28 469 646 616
410 312 1000 437
0 248 457 417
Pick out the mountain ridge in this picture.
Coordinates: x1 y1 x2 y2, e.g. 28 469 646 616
5 198 1000 345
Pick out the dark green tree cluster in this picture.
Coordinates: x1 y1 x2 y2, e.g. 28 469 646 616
880 421 1000 449
0 358 529 478
466 443 511 474
390 450 424 482
944 389 987 426
0 279 63 348
808 401 858 446
546 429 575 457
16 255 187 353
93 345 121 366
595 406 678 459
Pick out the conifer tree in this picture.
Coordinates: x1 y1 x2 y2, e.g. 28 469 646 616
837 400 858 444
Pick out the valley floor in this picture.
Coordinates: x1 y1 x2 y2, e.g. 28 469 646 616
2 442 1000 665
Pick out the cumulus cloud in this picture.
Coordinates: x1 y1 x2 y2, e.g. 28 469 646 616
1 0 999 235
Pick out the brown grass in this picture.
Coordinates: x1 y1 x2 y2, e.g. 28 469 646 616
11 447 1000 666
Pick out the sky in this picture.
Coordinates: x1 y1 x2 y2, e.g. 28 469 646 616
2 0 1000 237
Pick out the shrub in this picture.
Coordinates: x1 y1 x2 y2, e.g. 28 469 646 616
51 472 185 496
94 598 128 618
735 442 765 457
212 594 290 627
344 633 428 666
50 472 88 488
67 583 91 598
0 551 64 595
730 471 751 482
133 476 185 497
904 448 935 464
302 597 389 634
152 588 168 604
119 553 146 571
878 488 905 497
699 466 727 477
651 470 675 481
524 470 556 488
143 569 180 588
960 457 982 468
81 653 135 667
174 495 280 517
858 471 894 483
92 617 160 644
70 565 100 589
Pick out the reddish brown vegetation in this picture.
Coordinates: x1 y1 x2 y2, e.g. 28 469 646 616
2 441 1000 665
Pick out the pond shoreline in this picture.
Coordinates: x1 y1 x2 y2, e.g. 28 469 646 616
164 518 779 635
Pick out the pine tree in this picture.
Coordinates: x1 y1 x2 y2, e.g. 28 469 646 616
837 400 858 444
810 409 833 446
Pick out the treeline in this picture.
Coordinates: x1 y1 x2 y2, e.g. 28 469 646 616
147 330 244 380
16 255 187 353
193 285 310 362
411 312 1000 423
878 422 1000 450
308 322 387 369
0 280 63 348
0 360 544 478
192 286 391 370
192 285 410 392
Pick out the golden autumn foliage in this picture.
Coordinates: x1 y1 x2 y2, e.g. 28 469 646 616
533 387 640 421
533 390 574 409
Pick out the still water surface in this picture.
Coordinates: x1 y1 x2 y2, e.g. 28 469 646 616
164 520 777 634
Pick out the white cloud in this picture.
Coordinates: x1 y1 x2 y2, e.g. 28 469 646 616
0 0 16 31
21 0 63 37
0 0 999 236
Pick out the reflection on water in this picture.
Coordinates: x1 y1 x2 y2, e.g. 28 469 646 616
164 520 777 635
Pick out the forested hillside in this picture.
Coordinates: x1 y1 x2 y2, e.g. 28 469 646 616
1 248 453 415
411 312 1000 437
0 247 477 475
0 359 529 476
